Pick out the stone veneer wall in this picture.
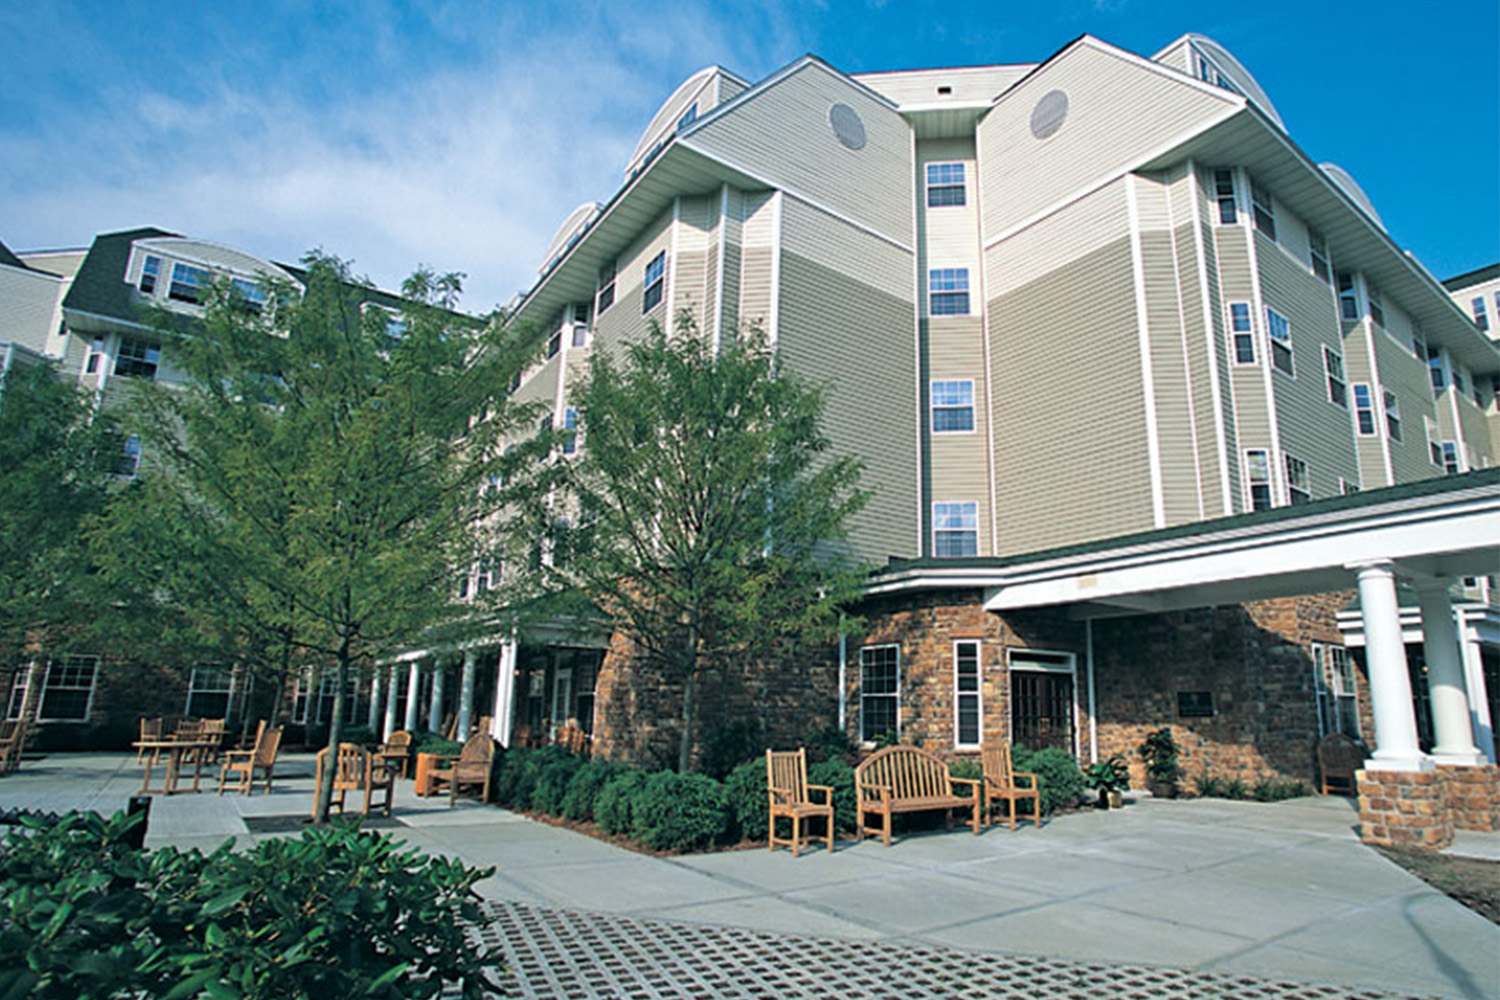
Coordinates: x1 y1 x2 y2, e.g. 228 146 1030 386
1438 763 1500 833
1357 769 1453 849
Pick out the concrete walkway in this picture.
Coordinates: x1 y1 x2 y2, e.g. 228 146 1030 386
3 752 1497 999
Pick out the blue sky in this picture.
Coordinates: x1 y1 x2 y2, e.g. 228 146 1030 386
2 0 1496 314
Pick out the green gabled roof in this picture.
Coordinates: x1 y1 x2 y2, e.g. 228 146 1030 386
0 238 30 271
60 227 179 323
1444 262 1500 292
876 467 1500 578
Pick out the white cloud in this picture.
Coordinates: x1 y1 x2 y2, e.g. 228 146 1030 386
0 0 801 314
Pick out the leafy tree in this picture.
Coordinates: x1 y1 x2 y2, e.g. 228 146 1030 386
104 254 538 821
556 316 868 772
0 361 123 673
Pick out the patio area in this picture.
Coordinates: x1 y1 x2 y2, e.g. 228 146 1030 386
2 751 1497 1000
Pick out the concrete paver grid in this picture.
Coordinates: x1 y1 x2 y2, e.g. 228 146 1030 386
470 901 1443 1000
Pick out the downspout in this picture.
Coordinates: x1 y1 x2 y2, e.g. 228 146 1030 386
837 616 848 732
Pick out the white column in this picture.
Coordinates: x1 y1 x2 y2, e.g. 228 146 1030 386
1417 581 1486 765
494 637 518 746
457 649 478 738
383 664 399 740
1459 617 1496 762
1353 561 1431 772
367 669 383 730
403 661 421 733
428 658 446 735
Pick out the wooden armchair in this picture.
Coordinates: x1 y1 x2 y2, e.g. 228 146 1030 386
137 717 163 763
197 718 228 763
767 748 835 856
314 743 395 817
379 729 413 779
0 720 30 776
981 741 1041 830
217 725 283 795
429 733 496 805
1317 732 1365 796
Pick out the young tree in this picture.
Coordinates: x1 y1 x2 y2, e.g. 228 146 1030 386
556 316 868 772
0 362 124 672
110 254 538 821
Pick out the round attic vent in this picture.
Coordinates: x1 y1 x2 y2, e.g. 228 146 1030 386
1030 90 1069 140
829 103 866 150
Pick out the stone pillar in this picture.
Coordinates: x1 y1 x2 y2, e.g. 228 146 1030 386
457 649 478 738
1352 561 1429 772
383 664 399 740
404 661 421 733
367 669 384 731
1417 581 1485 765
428 658 446 735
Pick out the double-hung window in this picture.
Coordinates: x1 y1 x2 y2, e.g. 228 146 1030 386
1366 284 1385 329
139 255 161 294
1426 345 1446 393
1265 307 1293 376
38 656 98 722
929 268 969 316
596 261 616 314
859 645 900 743
1245 450 1272 511
642 252 665 313
933 501 978 557
1337 272 1359 322
926 163 966 207
1213 169 1237 224
168 262 210 304
1323 347 1346 407
562 407 579 455
953 640 981 749
1285 454 1310 505
1383 389 1402 442
1425 417 1443 467
231 277 266 314
1352 384 1376 435
1250 180 1276 240
1442 442 1461 475
1308 229 1330 283
186 666 234 719
1229 303 1255 364
1312 643 1359 738
84 337 106 375
115 337 160 379
1473 296 1490 332
930 380 975 432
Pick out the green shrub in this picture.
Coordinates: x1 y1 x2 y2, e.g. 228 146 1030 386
801 725 857 764
629 771 731 852
337 724 378 746
412 730 464 755
561 761 628 823
949 758 982 782
0 811 498 999
530 754 587 816
1012 746 1085 815
492 746 573 810
723 759 769 841
1252 777 1310 802
1196 774 1250 799
699 720 764 780
807 758 858 833
594 770 648 835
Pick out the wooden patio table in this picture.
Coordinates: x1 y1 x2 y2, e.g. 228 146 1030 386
133 737 218 795
413 751 441 796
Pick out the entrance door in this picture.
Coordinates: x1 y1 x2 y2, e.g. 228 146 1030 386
1010 654 1075 753
551 667 573 736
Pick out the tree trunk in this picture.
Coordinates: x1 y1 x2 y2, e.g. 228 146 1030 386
311 637 349 824
677 623 699 773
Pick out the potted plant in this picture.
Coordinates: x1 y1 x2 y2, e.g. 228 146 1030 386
1083 754 1129 809
1138 727 1184 799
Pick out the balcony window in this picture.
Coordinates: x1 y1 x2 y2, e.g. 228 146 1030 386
115 337 160 379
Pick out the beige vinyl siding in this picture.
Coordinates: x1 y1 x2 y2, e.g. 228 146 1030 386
717 188 745 338
0 266 64 354
591 210 672 357
1153 39 1194 75
671 195 714 328
976 41 1237 242
1255 230 1360 501
988 180 1155 554
717 76 748 103
683 61 914 248
1133 171 1201 525
1341 318 1388 487
853 66 1032 106
1371 328 1442 485
1451 392 1495 468
1216 226 1273 504
778 196 918 563
1193 169 1241 509
917 137 980 320
737 191 778 334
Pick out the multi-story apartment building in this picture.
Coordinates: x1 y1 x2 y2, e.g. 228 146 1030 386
467 33 1499 840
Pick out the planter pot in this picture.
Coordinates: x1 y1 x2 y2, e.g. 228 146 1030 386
1107 789 1124 809
1095 789 1110 809
1148 781 1178 799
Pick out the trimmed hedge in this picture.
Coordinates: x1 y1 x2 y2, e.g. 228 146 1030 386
594 771 649 836
807 759 858 833
1012 746 1085 815
629 772 730 852
723 759 769 842
561 760 629 823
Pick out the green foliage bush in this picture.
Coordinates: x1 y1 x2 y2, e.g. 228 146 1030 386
629 771 731 852
594 770 649 836
1196 774 1249 799
0 810 498 999
561 761 628 823
948 758 982 782
801 725 857 764
338 724 378 746
492 746 574 810
1253 777 1309 802
723 759 769 842
699 720 764 781
412 730 464 755
807 759 858 833
1012 746 1085 815
530 753 587 816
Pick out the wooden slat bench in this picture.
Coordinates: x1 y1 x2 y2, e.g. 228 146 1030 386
855 745 982 846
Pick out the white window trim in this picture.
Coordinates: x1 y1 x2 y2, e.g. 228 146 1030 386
642 251 666 314
928 267 970 317
36 655 99 723
1322 345 1346 408
925 162 967 207
930 379 976 435
1351 383 1377 437
185 665 235 719
1227 302 1255 365
859 644 901 745
1006 648 1081 760
1285 452 1311 505
1244 449 1273 511
932 500 979 558
953 639 982 750
1265 306 1294 378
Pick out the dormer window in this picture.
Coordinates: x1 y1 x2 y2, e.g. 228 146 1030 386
169 262 210 304
676 103 698 131
139 255 161 295
231 277 266 314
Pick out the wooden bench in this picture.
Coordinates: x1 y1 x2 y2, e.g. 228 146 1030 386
855 745 982 846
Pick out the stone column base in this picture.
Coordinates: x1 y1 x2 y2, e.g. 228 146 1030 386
1356 769 1453 850
1437 763 1500 833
